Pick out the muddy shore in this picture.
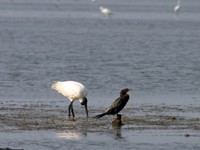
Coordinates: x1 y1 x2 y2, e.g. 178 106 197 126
0 100 200 133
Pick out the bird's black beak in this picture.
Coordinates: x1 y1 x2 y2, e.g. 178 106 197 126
81 97 88 118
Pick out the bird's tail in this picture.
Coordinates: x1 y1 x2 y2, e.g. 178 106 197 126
51 82 64 94
94 112 108 119
51 82 59 90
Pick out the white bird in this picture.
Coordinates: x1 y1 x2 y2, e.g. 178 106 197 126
174 0 181 14
99 6 112 16
51 81 88 118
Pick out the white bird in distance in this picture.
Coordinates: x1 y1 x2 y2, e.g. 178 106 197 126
174 0 181 15
99 6 112 16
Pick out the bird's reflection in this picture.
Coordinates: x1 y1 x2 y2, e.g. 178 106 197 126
112 114 124 139
56 131 87 140
112 125 123 139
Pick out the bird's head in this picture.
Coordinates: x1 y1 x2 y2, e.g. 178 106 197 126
80 97 88 118
120 88 131 97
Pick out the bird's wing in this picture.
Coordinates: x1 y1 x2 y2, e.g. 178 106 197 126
51 82 74 99
106 95 129 114
106 97 123 111
51 81 87 100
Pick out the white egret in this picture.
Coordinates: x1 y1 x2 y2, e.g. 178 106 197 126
99 6 112 16
51 81 88 118
174 0 181 14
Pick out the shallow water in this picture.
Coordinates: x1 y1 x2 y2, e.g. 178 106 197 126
0 0 200 149
0 130 200 150
0 0 200 100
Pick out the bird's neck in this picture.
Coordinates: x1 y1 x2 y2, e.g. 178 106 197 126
120 93 128 97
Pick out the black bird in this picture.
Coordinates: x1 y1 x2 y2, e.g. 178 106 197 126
95 88 130 119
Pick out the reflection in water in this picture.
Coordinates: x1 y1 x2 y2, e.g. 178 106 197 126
111 114 124 139
56 131 87 140
112 125 123 139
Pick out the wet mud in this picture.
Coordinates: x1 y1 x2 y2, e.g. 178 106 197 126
0 100 200 132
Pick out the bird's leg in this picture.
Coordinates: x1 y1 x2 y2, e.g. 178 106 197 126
68 102 72 118
71 100 75 118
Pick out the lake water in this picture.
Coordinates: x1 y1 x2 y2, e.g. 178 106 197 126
0 0 200 149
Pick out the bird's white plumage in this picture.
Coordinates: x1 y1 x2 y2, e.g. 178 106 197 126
51 81 88 103
99 6 112 16
174 0 181 13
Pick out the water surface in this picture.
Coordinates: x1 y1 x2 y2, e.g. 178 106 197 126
0 0 200 149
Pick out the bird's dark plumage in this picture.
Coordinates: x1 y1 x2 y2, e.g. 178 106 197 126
95 88 130 119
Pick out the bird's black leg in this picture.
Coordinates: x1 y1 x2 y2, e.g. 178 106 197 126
71 102 75 118
68 102 72 118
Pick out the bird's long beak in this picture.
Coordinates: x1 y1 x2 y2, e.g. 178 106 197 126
84 102 89 118
128 88 133 92
81 97 89 118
